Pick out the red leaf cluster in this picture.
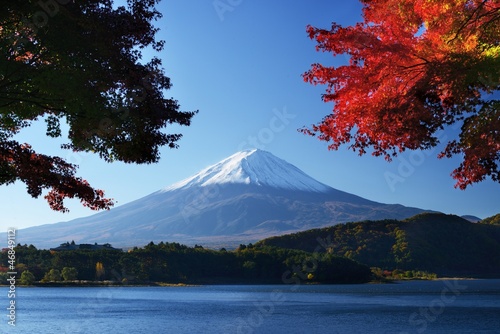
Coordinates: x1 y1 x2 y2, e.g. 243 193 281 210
303 0 500 188
1 141 113 212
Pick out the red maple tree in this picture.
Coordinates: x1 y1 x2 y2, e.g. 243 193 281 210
303 0 499 189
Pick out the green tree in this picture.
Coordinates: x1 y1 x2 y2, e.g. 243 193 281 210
242 260 257 278
392 228 411 266
0 272 10 284
42 269 61 282
15 263 28 274
481 213 500 225
61 267 78 281
20 270 35 285
0 0 197 212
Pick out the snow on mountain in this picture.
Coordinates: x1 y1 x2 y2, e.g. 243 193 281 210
4 149 428 249
163 149 331 193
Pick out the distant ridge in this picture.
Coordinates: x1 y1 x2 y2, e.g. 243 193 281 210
461 215 482 223
4 150 427 249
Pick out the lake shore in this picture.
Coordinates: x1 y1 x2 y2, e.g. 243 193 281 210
0 276 490 288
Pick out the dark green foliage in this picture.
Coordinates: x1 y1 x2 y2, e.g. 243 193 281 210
1 0 197 211
51 249 123 281
402 213 500 276
0 241 372 284
5 244 52 280
258 213 500 277
117 242 371 284
61 267 78 281
257 219 403 269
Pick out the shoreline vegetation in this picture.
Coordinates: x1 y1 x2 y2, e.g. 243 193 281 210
1 242 374 286
0 275 482 288
0 245 462 287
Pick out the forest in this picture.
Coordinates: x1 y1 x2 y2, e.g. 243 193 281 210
258 213 500 278
0 242 372 285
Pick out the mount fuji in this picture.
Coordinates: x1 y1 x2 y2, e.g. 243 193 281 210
164 150 331 192
10 149 427 249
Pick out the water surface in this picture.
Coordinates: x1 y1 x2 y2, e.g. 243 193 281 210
2 279 499 333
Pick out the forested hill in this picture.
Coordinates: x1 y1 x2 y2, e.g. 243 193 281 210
257 213 500 277
480 213 500 225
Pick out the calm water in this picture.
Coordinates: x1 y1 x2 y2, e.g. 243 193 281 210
1 280 499 333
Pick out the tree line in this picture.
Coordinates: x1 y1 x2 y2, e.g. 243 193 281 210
0 242 372 285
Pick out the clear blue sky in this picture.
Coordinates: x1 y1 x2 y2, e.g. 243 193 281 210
2 0 499 230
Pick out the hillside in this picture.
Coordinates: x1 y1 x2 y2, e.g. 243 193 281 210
480 213 500 225
257 213 500 277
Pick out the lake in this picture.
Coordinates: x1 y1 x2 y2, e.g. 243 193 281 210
2 279 499 333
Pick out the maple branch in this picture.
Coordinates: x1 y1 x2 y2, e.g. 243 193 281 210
0 78 25 90
401 70 426 93
398 62 429 70
413 55 432 64
0 67 29 88
478 10 500 41
447 0 495 44
0 101 18 109
0 95 65 112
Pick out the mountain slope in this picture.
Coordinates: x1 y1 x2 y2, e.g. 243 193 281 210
257 213 500 277
5 149 427 249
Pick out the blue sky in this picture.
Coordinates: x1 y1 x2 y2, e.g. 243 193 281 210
2 0 499 230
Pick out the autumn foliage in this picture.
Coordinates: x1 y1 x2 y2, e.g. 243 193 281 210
303 0 499 188
0 1 196 211
0 142 112 212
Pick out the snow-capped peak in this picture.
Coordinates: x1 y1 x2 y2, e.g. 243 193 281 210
162 149 331 192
